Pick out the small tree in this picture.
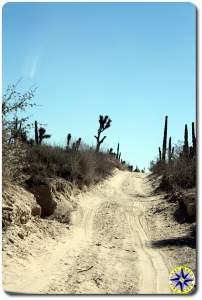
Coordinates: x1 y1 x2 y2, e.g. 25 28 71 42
38 127 51 144
34 121 51 144
2 82 35 182
94 115 111 152
9 117 27 143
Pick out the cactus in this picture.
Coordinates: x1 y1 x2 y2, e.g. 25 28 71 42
109 148 113 154
94 115 111 152
118 152 121 160
158 147 162 161
116 143 120 159
192 122 196 156
162 116 168 160
134 165 140 172
67 133 71 149
34 121 51 144
11 117 26 142
38 127 51 144
35 120 39 144
171 146 174 157
168 137 172 161
183 124 189 158
75 137 82 151
72 142 76 151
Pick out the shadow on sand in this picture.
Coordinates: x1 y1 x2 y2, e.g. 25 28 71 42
150 236 196 249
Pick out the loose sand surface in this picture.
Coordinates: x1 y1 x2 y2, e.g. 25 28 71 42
3 171 196 294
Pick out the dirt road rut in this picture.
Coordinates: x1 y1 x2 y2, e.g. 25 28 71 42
4 171 171 294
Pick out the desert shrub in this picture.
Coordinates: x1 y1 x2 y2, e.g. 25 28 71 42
25 144 115 187
166 158 196 189
150 144 196 191
94 152 115 182
76 150 97 186
2 84 120 189
25 144 70 178
2 136 27 182
2 83 35 183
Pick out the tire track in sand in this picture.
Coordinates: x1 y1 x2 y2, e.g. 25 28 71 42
3 171 172 294
122 173 170 294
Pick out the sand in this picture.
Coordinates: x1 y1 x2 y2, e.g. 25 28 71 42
3 170 196 294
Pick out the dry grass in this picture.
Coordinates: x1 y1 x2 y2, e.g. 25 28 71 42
150 157 196 192
24 144 120 188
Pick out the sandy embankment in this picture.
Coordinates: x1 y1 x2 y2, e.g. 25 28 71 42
3 171 196 294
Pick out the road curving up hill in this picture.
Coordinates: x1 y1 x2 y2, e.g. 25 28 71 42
3 171 195 294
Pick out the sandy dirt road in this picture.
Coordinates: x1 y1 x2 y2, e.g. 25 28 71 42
3 171 171 294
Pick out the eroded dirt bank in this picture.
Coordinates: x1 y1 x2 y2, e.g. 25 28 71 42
3 171 196 294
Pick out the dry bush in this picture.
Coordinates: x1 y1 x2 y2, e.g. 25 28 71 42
94 152 115 182
150 145 196 191
25 144 115 188
2 136 27 183
165 158 196 189
2 83 35 184
2 85 121 190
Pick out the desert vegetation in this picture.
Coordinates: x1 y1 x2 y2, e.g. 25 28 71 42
2 83 131 237
2 86 196 294
2 84 132 190
94 115 111 152
150 115 196 192
2 83 36 183
150 116 196 225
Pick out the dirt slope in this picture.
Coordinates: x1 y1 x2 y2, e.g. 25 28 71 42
3 171 195 294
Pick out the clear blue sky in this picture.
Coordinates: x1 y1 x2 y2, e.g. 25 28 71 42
3 2 196 169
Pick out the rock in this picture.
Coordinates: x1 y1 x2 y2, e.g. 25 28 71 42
2 183 38 227
182 189 196 221
8 238 14 244
187 203 195 218
174 189 196 223
20 212 30 224
6 251 13 257
18 232 24 239
168 191 183 203
3 206 13 211
81 185 88 192
31 205 41 217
